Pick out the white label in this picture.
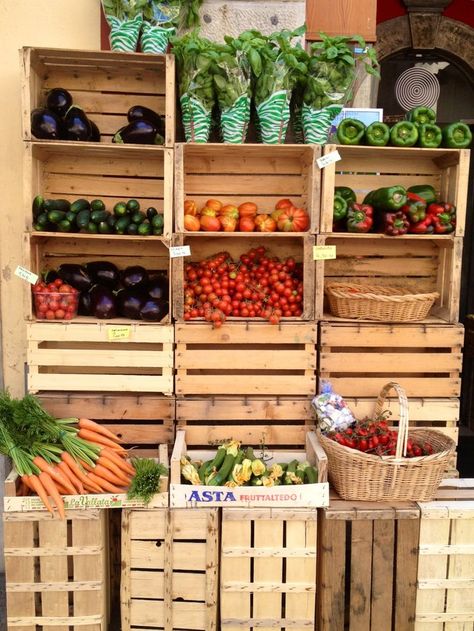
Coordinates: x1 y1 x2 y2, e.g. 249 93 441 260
170 245 191 258
317 150 341 169
313 245 337 260
15 265 38 284
107 326 131 341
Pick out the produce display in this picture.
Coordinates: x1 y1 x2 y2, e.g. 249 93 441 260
32 196 164 236
184 198 310 233
32 278 79 320
183 246 304 326
336 106 472 148
180 440 318 487
0 392 167 516
333 184 456 235
34 262 169 321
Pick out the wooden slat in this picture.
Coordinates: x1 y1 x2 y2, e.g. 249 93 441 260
39 520 69 631
27 322 173 343
4 520 36 631
221 514 251 631
320 323 463 348
130 540 206 571
286 518 317 631
131 570 206 601
253 519 283 631
130 600 206 630
317 514 346 631
176 375 316 396
320 352 462 373
349 520 373 631
29 373 173 394
176 322 316 344
177 349 315 370
395 519 419 631
371 520 395 631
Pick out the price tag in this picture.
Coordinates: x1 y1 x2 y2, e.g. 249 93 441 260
170 245 191 258
107 326 131 341
313 245 336 260
317 150 341 169
15 265 38 284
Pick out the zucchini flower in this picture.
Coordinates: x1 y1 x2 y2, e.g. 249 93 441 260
285 471 303 485
205 470 217 485
251 459 266 477
261 476 275 487
231 463 244 485
241 458 253 483
269 463 284 480
181 462 201 485
296 460 310 476
225 480 238 488
225 440 241 457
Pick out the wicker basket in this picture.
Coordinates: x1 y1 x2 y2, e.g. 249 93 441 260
325 282 439 322
318 382 456 502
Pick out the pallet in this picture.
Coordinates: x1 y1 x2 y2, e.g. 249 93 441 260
315 234 463 323
4 508 109 630
26 321 174 395
25 141 173 238
220 507 318 629
121 508 219 631
175 321 316 396
22 47 175 146
319 322 463 398
176 396 314 448
174 143 321 233
320 144 470 236
318 496 420 631
415 479 474 630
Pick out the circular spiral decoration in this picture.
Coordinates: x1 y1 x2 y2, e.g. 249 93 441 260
395 67 440 111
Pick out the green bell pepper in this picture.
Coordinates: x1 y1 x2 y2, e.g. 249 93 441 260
364 185 407 211
335 186 356 205
337 118 366 145
390 121 419 147
401 195 426 223
407 106 436 127
365 121 390 147
347 203 373 233
333 194 348 222
442 122 472 149
407 185 437 205
418 123 442 148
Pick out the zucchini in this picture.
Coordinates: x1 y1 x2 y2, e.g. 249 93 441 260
32 195 44 218
114 202 128 217
208 453 237 486
57 219 72 233
115 216 131 234
126 199 140 212
198 459 214 483
131 210 146 224
106 215 117 229
47 210 67 224
305 467 318 484
90 210 109 224
36 212 50 228
90 199 106 212
147 206 158 221
70 199 90 214
66 211 77 224
76 209 91 230
127 223 138 235
137 221 152 236
43 198 71 213
152 214 164 230
98 221 112 234
87 221 98 234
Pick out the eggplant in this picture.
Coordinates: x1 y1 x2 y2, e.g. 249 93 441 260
43 269 60 283
57 264 92 292
85 261 120 289
127 105 165 137
117 288 146 320
112 120 164 145
31 108 63 139
78 290 92 316
90 285 117 319
46 88 73 118
147 274 169 301
140 298 168 321
63 106 92 141
88 120 101 142
122 266 149 290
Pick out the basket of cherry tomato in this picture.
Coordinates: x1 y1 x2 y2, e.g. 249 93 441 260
317 382 456 502
33 278 79 320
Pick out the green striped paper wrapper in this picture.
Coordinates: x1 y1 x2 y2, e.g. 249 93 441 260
256 90 291 144
220 94 251 144
105 13 142 52
180 93 212 143
302 103 343 145
140 22 175 54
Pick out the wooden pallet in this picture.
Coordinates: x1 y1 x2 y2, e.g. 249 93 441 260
319 322 463 398
174 143 321 233
415 479 474 630
25 141 173 238
172 233 315 321
22 47 175 146
4 508 109 630
320 144 470 236
121 508 219 631
315 234 463 323
176 396 314 448
220 508 318 629
175 321 317 396
27 321 174 395
318 496 420 631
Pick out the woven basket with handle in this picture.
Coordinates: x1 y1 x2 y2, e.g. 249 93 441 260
325 282 439 322
317 382 455 502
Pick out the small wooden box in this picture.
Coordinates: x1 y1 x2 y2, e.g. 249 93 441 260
175 321 317 396
174 143 321 233
121 508 219 631
22 47 176 146
320 145 470 236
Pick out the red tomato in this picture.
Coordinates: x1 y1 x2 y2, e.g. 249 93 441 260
55 309 66 319
45 310 55 320
277 207 310 232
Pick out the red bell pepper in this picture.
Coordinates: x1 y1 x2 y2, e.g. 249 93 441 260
409 214 434 234
382 211 410 236
401 193 427 223
427 202 456 234
347 203 373 233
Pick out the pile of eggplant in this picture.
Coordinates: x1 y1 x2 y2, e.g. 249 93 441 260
113 105 165 145
50 262 169 321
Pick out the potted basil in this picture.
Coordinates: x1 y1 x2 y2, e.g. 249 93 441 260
101 0 146 52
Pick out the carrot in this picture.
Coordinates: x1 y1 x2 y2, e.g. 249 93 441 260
32 456 76 495
25 474 54 516
77 429 127 453
57 460 84 494
93 464 129 488
87 472 125 494
39 471 66 520
101 447 135 475
97 456 131 485
60 453 101 493
79 459 95 474
78 418 125 444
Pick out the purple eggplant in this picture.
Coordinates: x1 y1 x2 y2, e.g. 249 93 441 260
147 274 169 301
86 261 120 289
78 290 92 316
112 119 164 145
122 266 149 290
63 106 92 141
127 105 165 137
140 298 168 321
46 88 73 118
90 285 117 319
31 108 63 139
88 120 101 142
117 289 146 319
57 264 92 292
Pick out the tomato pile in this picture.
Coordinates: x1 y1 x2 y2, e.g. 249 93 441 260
328 418 435 457
183 246 304 327
33 278 79 320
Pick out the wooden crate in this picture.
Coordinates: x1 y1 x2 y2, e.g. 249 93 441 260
306 0 377 41
121 508 219 631
173 234 315 321
318 497 420 631
25 141 173 238
22 47 175 146
416 479 474 630
220 508 318 629
175 321 317 396
176 396 314 449
26 321 174 395
315 234 463 323
36 392 175 454
320 145 470 236
319 322 463 398
4 508 109 630
174 143 321 233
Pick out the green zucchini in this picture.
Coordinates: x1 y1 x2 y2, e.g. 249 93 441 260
91 199 106 212
43 198 71 213
70 199 90 214
32 195 44 218
90 210 109 224
47 210 67 224
76 209 91 230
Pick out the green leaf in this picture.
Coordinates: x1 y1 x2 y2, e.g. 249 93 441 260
327 47 338 59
